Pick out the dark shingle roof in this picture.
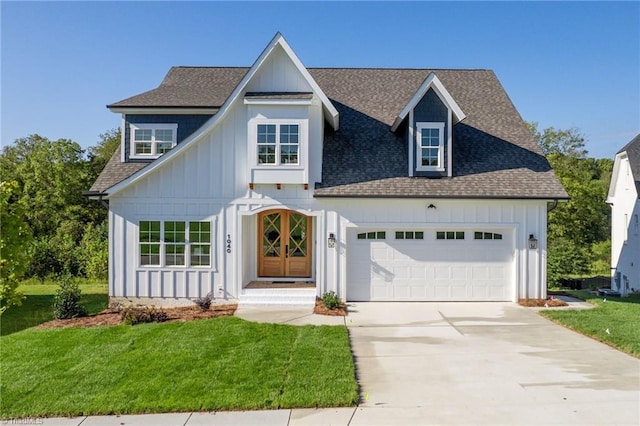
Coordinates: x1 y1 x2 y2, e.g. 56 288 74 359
89 146 147 193
107 67 248 108
618 134 640 194
310 69 566 198
93 67 568 199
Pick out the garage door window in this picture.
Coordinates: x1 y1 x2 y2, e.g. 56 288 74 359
436 231 465 240
474 232 503 240
395 231 424 240
357 231 386 240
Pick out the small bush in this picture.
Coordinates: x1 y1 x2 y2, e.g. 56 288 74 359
194 293 212 311
53 275 88 319
120 306 169 325
322 291 342 310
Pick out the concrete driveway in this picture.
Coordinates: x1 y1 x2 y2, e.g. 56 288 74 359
346 302 640 425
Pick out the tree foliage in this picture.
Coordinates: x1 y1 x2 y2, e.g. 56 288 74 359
529 123 613 286
0 135 92 237
0 130 118 286
0 181 32 313
88 128 120 178
528 122 588 158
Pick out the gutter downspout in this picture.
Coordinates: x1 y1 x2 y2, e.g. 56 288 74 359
547 199 559 213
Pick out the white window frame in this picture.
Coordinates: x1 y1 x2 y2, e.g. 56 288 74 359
416 122 445 172
138 220 212 268
250 119 305 167
130 123 178 159
356 231 386 240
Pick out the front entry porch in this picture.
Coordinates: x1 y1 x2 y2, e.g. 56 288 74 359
239 281 317 306
238 208 317 306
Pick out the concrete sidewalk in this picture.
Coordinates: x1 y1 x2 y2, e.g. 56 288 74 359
44 408 358 425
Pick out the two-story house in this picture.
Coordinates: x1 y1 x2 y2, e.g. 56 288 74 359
607 134 640 296
87 33 568 307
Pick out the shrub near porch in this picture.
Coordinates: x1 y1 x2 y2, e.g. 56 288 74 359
0 316 358 417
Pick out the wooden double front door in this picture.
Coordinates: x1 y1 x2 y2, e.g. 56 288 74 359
258 210 312 277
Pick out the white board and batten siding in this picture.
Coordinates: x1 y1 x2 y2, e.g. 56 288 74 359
106 42 550 305
107 44 327 304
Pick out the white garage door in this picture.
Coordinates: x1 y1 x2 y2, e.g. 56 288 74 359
347 228 514 301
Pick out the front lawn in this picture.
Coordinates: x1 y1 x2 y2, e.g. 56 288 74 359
541 291 640 357
0 316 358 418
1 279 108 335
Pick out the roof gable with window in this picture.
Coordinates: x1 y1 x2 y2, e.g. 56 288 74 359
89 35 567 201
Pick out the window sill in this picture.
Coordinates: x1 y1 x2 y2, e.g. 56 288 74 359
137 266 213 270
254 164 304 169
416 167 445 172
130 155 163 160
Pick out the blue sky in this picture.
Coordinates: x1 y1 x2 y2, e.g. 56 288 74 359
2 1 639 159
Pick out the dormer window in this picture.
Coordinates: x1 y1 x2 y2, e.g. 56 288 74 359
130 123 178 159
416 122 445 171
255 122 301 166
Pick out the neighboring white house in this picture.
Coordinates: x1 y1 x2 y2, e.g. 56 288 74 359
87 33 568 307
607 134 640 296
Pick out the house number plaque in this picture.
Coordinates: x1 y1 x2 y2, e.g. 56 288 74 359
226 235 232 253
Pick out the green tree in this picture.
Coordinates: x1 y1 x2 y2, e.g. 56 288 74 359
0 181 32 313
0 135 91 238
88 128 120 178
546 153 612 247
528 122 588 158
529 123 613 285
80 222 108 280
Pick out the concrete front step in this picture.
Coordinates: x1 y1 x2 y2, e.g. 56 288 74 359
239 288 317 306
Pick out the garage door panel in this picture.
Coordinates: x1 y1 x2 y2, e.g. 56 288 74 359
347 228 514 302
451 266 468 280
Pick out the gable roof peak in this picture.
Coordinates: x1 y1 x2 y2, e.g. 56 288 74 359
391 72 466 132
257 32 339 130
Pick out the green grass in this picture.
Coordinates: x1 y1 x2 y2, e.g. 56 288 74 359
1 279 108 336
0 316 358 417
541 291 640 357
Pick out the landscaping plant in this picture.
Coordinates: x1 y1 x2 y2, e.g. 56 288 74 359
52 275 87 319
322 291 341 310
120 305 168 325
194 293 213 311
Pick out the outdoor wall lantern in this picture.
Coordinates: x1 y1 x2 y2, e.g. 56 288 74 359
528 234 538 250
328 233 336 248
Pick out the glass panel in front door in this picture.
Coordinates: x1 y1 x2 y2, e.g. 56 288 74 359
288 213 307 257
262 212 281 257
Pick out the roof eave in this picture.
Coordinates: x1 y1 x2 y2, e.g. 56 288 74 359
104 32 340 198
107 106 220 114
313 193 570 200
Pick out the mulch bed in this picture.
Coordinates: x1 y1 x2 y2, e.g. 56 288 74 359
518 298 568 307
313 298 348 316
37 304 238 329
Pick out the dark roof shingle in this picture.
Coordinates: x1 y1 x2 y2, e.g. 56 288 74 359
618 134 640 194
93 67 568 199
107 67 248 108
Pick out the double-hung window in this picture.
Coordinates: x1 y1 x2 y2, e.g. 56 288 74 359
139 221 211 267
256 123 299 165
416 122 445 171
189 221 211 266
164 221 186 266
130 123 178 158
140 221 161 266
